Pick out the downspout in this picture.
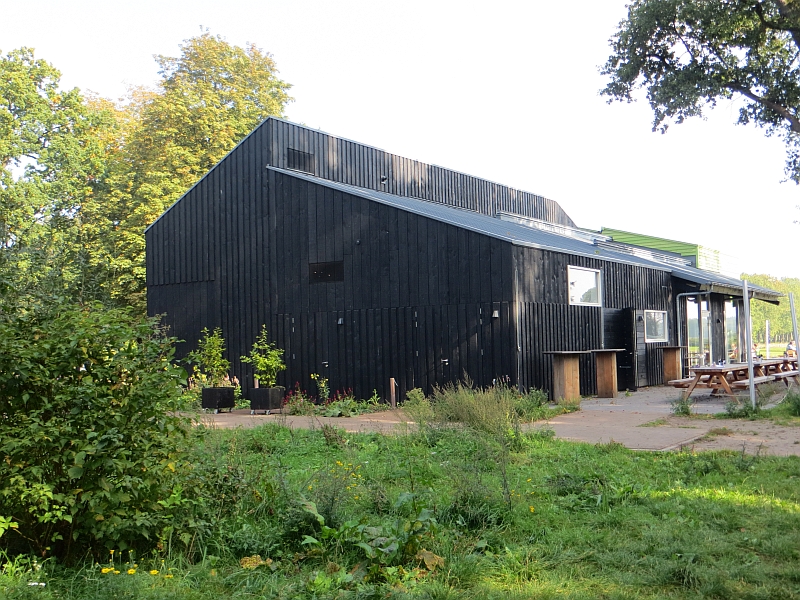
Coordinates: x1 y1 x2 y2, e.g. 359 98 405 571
515 262 522 392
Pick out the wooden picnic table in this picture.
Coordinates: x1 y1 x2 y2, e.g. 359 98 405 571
669 357 799 400
675 365 741 399
751 357 798 376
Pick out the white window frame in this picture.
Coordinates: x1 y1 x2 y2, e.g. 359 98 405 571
644 310 669 342
567 266 602 307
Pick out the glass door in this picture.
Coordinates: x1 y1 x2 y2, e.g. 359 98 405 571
686 297 711 366
724 300 739 362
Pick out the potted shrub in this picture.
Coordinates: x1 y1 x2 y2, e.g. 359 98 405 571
241 325 286 414
187 327 235 413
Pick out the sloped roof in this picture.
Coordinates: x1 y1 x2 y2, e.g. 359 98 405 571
271 167 781 303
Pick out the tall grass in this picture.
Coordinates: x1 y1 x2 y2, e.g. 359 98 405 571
403 379 565 435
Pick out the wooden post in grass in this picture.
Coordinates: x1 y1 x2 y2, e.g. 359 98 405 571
389 378 397 408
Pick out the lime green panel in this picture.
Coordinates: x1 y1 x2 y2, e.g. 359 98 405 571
600 227 699 260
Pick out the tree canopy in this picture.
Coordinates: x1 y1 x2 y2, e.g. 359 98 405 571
0 48 112 303
743 273 800 340
0 33 293 313
601 0 800 182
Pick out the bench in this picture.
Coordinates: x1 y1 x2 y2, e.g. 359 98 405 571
730 375 776 389
668 378 695 388
773 370 799 385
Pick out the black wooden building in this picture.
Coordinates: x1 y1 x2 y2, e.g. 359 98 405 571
146 118 780 401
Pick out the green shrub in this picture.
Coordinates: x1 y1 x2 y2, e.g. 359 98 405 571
671 395 694 416
0 299 192 561
186 327 230 387
402 388 434 427
724 397 764 418
240 325 285 387
784 389 800 416
513 388 549 419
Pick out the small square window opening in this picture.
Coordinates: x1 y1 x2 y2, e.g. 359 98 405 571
310 261 344 283
644 310 668 342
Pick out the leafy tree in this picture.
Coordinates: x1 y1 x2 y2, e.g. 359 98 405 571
601 0 800 181
743 273 800 340
91 33 293 310
2 34 293 314
0 48 114 303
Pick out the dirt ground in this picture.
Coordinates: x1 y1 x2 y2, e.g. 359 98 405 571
200 385 800 456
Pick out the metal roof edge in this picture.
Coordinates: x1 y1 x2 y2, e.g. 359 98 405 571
704 283 782 304
266 167 675 272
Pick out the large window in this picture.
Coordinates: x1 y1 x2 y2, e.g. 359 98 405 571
568 266 601 306
644 310 668 342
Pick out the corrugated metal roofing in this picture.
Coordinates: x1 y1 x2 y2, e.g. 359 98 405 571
270 167 781 302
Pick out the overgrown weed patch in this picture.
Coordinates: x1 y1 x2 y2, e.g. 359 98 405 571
3 418 800 599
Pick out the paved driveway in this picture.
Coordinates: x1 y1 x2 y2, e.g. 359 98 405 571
199 385 800 455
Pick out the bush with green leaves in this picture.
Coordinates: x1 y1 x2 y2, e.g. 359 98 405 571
186 327 230 387
0 298 193 562
240 324 285 387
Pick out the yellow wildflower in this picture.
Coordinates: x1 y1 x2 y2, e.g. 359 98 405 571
529 506 535 513
164 574 174 579
101 567 112 574
127 568 136 575
149 569 159 575
113 570 120 575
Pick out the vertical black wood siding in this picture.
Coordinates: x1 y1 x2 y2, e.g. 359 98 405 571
262 119 576 227
512 246 674 397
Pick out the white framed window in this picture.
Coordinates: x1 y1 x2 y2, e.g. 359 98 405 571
568 266 601 306
645 310 668 342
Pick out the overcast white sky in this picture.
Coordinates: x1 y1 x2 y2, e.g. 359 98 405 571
3 0 798 278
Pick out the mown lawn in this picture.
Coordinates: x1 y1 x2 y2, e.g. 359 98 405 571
3 407 799 600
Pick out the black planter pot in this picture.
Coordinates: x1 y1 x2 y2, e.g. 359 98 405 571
249 386 285 415
201 387 236 413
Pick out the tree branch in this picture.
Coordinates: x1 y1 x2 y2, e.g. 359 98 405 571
727 82 800 132
755 1 800 51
